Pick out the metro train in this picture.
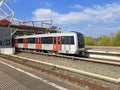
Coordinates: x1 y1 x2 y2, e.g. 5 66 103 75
13 31 85 55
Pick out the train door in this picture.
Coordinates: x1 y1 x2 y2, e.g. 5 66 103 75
53 37 61 51
14 39 18 48
36 38 41 49
23 38 28 48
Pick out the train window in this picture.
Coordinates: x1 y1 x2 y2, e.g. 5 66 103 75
68 36 74 44
28 38 35 43
58 37 61 44
62 36 67 44
54 37 56 44
62 36 66 44
42 37 53 44
39 38 41 44
18 39 23 43
62 36 74 44
35 38 38 43
77 33 84 48
35 38 41 44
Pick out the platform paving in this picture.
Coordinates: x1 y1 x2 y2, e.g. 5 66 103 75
0 59 80 90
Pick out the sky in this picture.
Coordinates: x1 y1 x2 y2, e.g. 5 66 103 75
5 0 120 37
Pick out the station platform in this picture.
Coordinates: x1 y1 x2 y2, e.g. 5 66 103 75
0 58 80 90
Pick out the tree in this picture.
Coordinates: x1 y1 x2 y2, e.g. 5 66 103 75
97 35 112 46
85 36 95 46
112 30 120 46
85 30 120 46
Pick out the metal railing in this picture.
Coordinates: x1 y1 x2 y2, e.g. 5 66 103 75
0 0 14 22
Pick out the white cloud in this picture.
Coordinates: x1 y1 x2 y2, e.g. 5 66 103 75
32 3 120 24
32 8 59 22
87 24 92 28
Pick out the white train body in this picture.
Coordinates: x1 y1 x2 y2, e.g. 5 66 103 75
13 32 84 54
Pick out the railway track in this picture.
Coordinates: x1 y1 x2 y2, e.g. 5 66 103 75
0 54 112 90
18 50 120 66
0 50 120 90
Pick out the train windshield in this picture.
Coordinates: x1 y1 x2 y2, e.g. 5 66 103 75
77 33 84 48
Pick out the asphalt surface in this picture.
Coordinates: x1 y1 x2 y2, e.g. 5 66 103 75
0 58 81 90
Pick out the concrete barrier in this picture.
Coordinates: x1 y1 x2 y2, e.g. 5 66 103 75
86 50 120 61
0 47 15 55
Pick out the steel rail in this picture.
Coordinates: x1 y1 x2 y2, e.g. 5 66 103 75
11 55 120 84
18 50 120 66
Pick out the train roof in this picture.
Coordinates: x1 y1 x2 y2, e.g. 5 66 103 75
14 31 83 39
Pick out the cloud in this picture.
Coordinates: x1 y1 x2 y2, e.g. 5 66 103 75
70 4 85 9
32 3 120 24
80 26 120 37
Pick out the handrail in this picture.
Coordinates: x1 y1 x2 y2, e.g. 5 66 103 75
0 0 14 22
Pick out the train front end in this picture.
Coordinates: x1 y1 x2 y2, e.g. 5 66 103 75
76 32 85 55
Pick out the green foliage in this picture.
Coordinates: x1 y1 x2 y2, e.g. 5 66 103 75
97 35 112 46
85 30 120 46
85 37 95 46
112 31 120 46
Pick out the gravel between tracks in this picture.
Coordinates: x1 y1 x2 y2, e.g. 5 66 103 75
16 52 120 79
